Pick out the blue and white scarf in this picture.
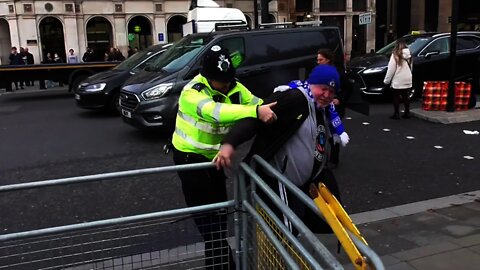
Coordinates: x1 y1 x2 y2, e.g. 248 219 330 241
285 80 350 147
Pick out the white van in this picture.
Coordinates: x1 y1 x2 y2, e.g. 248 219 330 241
182 6 247 36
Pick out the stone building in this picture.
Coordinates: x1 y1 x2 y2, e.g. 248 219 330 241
1 0 476 66
0 0 378 65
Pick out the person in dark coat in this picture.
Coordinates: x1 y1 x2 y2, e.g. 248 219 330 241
9 47 25 90
316 48 353 167
127 46 134 58
114 48 125 61
82 47 94 62
215 65 349 234
25 48 35 86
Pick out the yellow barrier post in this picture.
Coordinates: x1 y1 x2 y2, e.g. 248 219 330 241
309 183 370 270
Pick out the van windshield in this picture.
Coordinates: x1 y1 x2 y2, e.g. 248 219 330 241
376 36 432 55
148 35 212 73
113 50 154 71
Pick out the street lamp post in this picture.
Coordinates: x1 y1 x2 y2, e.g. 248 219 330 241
447 0 459 112
253 0 258 28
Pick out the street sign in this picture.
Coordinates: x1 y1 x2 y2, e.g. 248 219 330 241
359 12 372 25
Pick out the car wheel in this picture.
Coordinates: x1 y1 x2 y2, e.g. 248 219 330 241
109 92 121 114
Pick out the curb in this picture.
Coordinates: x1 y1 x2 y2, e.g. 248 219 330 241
350 190 480 225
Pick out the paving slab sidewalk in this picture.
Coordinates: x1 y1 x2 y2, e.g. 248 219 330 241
333 201 480 270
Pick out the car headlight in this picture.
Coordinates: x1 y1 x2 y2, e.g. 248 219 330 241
142 83 173 100
82 83 107 92
362 66 387 74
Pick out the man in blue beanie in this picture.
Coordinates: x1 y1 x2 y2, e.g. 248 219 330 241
214 64 348 233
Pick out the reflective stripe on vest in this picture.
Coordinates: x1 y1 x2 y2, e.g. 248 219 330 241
196 98 210 118
174 127 221 151
212 103 222 123
251 96 260 105
177 110 230 134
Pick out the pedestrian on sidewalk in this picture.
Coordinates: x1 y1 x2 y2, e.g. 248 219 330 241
42 53 55 88
215 64 349 234
171 45 277 269
316 48 353 167
25 48 35 86
67 49 79 63
9 46 25 91
384 39 413 119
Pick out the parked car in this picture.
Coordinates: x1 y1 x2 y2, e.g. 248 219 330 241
74 43 171 113
120 24 346 131
347 31 480 98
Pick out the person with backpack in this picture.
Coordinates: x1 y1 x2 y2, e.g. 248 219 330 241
384 39 413 119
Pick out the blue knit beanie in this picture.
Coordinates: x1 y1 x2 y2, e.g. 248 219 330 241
307 64 340 92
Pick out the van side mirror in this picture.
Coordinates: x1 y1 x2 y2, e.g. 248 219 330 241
424 51 440 59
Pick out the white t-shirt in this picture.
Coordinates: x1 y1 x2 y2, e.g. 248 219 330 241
67 54 79 63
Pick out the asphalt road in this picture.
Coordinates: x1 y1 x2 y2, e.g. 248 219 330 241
0 89 479 234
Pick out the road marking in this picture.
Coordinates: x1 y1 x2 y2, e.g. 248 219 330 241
350 190 480 225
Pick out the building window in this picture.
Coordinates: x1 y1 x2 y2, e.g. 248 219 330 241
226 3 233 8
295 0 312 12
24 4 33 13
155 4 163 12
115 4 123 13
353 0 367 11
8 4 14 13
321 0 346 12
45 3 54 12
65 4 74 13
75 4 81 13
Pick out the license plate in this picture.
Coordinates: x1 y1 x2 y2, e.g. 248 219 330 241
75 94 80 100
122 109 132 118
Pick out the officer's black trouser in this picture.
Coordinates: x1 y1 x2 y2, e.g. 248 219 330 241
173 148 235 270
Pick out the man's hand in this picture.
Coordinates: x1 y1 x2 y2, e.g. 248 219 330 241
257 102 277 124
213 144 235 170
332 98 340 106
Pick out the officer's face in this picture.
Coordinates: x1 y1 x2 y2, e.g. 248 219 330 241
210 80 231 94
310 84 335 108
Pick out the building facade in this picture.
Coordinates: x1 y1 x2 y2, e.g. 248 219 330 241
1 0 379 65
376 0 480 50
1 0 478 66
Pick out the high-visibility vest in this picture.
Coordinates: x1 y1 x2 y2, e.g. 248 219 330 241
172 74 263 160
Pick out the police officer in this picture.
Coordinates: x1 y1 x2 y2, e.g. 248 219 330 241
172 45 276 269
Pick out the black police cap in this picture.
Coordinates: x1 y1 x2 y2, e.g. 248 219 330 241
201 45 235 83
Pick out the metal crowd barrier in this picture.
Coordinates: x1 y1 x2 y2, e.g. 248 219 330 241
0 156 384 269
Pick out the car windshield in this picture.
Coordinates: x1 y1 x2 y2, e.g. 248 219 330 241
376 36 432 55
113 50 154 71
148 35 212 73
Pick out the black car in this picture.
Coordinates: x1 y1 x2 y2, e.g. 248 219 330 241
75 43 171 113
347 31 480 98
120 25 347 131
